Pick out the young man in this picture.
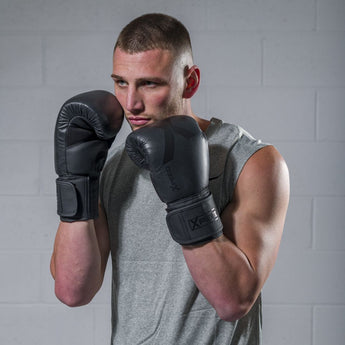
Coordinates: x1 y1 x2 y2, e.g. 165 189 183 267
51 13 289 344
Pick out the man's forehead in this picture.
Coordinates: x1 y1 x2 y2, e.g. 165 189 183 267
114 48 175 64
113 48 179 77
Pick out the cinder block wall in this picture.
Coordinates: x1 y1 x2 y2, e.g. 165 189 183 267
0 1 344 344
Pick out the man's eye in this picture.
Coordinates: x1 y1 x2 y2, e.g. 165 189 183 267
115 80 127 87
143 81 158 87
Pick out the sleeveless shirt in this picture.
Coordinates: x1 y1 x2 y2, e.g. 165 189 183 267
100 118 267 345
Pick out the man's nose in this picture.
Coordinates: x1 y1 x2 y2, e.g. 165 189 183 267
126 87 144 114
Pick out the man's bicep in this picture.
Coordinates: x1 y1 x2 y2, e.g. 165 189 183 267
221 146 290 284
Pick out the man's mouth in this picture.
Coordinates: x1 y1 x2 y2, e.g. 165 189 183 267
127 116 151 127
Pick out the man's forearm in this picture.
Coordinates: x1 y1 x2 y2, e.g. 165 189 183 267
182 235 260 322
51 220 103 307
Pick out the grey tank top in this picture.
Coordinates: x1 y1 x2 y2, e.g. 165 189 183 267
100 118 267 345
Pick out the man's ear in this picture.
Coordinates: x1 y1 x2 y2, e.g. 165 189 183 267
183 65 200 99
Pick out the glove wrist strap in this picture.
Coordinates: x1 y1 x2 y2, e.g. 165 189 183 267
56 176 99 222
166 191 223 245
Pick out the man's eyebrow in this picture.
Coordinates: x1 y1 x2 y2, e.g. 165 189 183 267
137 77 167 84
110 74 167 84
111 74 123 79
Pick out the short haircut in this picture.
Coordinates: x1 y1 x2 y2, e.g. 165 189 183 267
114 13 193 59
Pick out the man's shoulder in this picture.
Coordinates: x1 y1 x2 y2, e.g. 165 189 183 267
206 118 240 143
241 145 288 184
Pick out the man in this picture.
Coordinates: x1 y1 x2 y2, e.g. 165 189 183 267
51 13 289 344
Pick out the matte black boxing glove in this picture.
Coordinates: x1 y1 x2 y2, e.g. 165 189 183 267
54 90 123 222
125 115 223 245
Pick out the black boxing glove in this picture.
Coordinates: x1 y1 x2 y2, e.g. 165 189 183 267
54 90 123 222
125 115 223 245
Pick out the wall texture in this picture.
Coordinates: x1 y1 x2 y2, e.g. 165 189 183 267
0 1 344 344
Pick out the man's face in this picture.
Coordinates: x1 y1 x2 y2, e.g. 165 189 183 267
112 48 185 130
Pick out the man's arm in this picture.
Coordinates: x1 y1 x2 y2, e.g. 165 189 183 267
51 90 123 307
182 145 290 321
125 117 289 321
50 204 110 307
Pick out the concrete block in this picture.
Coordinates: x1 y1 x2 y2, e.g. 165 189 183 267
0 88 57 141
314 306 345 345
44 33 116 87
0 0 206 32
314 197 345 251
0 196 57 250
263 249 345 304
207 0 315 31
275 142 345 196
317 0 345 31
0 142 40 195
41 0 121 32
40 142 56 196
0 252 41 303
280 197 313 250
42 0 206 32
0 35 42 86
94 305 112 344
109 0 208 32
0 87 99 141
264 33 345 87
208 88 315 141
0 0 44 31
262 305 312 345
0 305 94 345
41 252 58 304
0 0 123 33
317 89 345 142
192 32 262 86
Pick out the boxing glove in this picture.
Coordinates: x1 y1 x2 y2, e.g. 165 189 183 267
54 90 123 221
125 115 223 245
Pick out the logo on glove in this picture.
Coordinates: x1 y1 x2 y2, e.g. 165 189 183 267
188 208 219 231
